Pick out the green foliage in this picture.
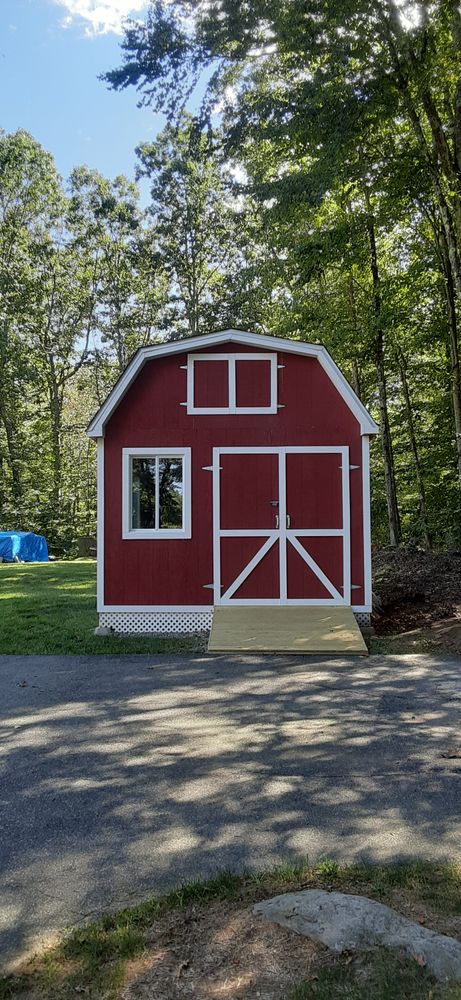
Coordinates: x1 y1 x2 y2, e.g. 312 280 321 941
5 0 461 547
317 858 341 877
136 111 258 336
99 0 461 548
0 124 267 546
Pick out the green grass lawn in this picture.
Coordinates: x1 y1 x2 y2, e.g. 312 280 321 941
0 560 204 655
0 559 439 657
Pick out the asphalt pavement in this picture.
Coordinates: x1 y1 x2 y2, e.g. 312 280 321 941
0 651 460 970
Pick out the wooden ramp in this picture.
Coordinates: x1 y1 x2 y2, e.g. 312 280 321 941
208 606 368 655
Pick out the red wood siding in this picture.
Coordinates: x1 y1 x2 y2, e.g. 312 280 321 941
193 358 229 408
285 452 343 529
220 453 278 530
286 537 344 600
103 342 365 607
221 537 280 600
235 358 272 407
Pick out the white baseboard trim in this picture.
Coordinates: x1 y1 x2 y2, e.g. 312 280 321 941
98 607 371 635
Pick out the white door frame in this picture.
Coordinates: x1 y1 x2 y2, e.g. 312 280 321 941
212 446 351 606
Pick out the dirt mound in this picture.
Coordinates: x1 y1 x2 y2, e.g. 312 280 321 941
121 900 317 999
119 886 461 1000
372 548 461 634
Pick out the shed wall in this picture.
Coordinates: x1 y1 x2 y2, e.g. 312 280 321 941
103 342 365 608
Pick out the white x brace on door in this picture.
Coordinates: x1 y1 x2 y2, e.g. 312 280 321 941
212 447 351 606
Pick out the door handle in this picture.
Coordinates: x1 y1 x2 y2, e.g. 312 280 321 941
275 514 280 528
286 514 291 527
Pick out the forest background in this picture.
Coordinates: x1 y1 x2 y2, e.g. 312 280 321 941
1 0 460 554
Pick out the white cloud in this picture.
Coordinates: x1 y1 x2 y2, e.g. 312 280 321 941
53 0 149 36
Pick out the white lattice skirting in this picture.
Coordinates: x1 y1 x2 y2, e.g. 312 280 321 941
354 612 371 628
98 608 370 635
99 610 213 634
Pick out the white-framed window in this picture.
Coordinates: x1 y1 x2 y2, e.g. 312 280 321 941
122 448 191 539
186 353 278 414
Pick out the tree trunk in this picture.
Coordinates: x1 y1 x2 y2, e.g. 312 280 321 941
347 272 362 399
398 354 431 548
115 320 125 374
440 235 461 496
47 368 63 521
351 359 362 400
0 402 22 514
374 330 401 546
0 318 22 515
361 181 401 546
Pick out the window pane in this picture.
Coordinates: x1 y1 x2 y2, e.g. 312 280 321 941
131 458 156 529
159 458 183 529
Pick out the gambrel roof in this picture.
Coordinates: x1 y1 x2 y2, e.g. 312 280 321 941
86 329 378 438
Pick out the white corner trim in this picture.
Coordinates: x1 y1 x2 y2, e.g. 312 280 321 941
86 329 378 437
186 352 278 414
341 445 351 605
121 447 191 540
212 447 221 606
96 438 104 613
362 435 372 610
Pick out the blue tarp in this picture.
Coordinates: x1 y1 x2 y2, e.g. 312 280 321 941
0 531 49 562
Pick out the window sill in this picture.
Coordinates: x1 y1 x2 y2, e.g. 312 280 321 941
122 529 191 540
187 406 278 415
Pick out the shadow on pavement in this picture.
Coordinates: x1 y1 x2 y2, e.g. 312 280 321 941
0 651 460 968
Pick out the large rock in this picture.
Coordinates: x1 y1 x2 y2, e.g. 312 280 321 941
254 890 461 982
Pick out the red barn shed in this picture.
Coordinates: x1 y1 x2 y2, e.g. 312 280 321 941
87 330 378 651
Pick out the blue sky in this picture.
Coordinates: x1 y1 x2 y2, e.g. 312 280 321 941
0 0 163 192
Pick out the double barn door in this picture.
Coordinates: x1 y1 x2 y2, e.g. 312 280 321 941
213 447 350 606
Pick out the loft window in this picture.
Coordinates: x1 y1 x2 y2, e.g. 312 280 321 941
122 448 191 539
186 353 278 414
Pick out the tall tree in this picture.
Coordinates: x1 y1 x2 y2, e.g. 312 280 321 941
68 167 167 373
0 129 62 522
104 0 461 545
136 113 246 338
105 1 461 318
28 236 97 530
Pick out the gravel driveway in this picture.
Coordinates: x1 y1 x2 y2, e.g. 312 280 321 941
0 651 460 970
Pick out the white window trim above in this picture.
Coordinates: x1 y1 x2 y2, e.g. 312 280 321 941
186 353 278 414
122 447 191 540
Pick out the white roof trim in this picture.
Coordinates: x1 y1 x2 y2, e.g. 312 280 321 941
86 329 378 437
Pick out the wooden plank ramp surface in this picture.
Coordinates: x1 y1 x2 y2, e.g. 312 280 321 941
208 606 368 655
